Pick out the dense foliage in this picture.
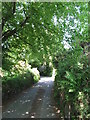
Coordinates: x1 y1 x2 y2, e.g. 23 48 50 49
53 47 90 118
2 60 40 102
1 2 89 119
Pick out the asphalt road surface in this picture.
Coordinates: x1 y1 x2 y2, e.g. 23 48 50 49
2 77 60 118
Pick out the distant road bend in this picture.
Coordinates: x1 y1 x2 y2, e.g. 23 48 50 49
3 77 60 118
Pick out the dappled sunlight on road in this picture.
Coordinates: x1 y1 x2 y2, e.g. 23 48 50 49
2 77 59 118
40 76 54 82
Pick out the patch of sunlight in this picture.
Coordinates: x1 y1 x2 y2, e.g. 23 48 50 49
7 111 11 113
55 108 58 110
52 68 56 81
69 89 74 93
19 99 31 104
31 115 35 118
47 114 49 117
24 77 26 79
78 92 84 100
40 77 53 82
22 114 25 116
52 113 55 116
80 103 84 108
49 105 51 107
31 116 35 118
38 98 42 101
53 15 58 26
66 71 70 77
37 85 43 87
62 40 72 50
47 85 50 87
0 68 3 77
32 84 43 88
31 68 40 76
25 112 29 115
77 62 83 69
11 110 14 113
56 110 60 113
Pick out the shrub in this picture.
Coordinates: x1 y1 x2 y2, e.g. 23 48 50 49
53 48 90 119
30 68 40 82
2 68 40 102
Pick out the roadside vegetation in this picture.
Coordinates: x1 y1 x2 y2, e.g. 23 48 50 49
1 2 89 119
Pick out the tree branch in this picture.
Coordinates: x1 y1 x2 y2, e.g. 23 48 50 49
2 18 5 30
12 2 16 14
2 16 29 42
2 2 16 31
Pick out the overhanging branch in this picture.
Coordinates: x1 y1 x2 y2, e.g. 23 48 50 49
2 16 29 42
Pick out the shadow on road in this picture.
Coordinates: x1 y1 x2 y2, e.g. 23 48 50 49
2 77 60 118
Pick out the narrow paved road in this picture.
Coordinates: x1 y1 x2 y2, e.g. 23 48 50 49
2 77 60 118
